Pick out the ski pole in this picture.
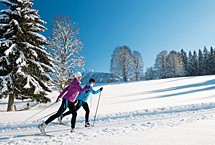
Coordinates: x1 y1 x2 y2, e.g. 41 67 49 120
37 111 57 121
92 92 102 127
90 94 92 111
25 102 56 121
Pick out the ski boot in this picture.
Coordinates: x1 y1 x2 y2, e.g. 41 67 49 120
38 123 46 135
58 115 63 124
71 128 75 133
85 122 91 127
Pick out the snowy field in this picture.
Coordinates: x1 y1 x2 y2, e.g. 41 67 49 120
0 75 215 145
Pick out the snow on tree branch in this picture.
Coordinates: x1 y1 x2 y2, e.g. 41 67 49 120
48 15 85 91
0 0 53 111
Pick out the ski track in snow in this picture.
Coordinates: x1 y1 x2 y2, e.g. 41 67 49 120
0 102 215 145
0 75 215 145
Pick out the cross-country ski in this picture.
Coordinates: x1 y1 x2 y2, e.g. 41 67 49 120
16 134 54 137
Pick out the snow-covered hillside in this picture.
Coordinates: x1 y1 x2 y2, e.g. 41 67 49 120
0 75 215 145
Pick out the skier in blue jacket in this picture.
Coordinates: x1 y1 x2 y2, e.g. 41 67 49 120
58 78 103 127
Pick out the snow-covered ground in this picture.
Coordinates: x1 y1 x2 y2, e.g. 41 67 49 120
0 75 215 145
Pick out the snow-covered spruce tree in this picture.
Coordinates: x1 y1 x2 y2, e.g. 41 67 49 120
203 47 214 75
187 51 194 76
110 46 134 82
180 49 189 76
209 47 215 74
188 51 198 76
206 47 214 75
48 15 85 92
154 50 168 79
198 49 204 75
193 51 199 75
132 51 144 81
0 0 53 111
202 47 210 75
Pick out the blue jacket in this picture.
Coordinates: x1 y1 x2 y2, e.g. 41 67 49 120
76 83 101 102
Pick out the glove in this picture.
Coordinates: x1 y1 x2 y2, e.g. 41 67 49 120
90 83 94 88
100 87 103 91
56 98 61 103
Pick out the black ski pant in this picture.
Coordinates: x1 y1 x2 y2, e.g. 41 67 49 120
62 100 90 123
45 98 77 128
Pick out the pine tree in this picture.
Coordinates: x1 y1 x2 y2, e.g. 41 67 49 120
210 47 215 74
198 49 204 75
187 51 194 76
193 50 199 75
203 47 210 75
48 16 85 92
0 0 53 111
208 47 214 74
180 49 189 76
132 51 144 81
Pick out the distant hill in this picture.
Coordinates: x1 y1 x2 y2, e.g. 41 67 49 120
81 71 121 85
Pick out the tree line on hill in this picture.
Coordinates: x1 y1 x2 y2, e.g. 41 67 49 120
145 47 215 80
110 46 215 82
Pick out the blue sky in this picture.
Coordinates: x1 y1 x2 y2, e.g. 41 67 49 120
1 0 215 73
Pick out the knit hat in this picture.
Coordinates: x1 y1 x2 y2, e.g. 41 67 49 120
74 72 82 78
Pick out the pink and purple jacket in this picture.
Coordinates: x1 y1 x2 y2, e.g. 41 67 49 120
58 78 90 102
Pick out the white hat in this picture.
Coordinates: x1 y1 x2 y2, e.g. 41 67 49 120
74 72 82 78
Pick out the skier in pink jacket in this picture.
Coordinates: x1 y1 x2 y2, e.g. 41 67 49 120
38 72 90 134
